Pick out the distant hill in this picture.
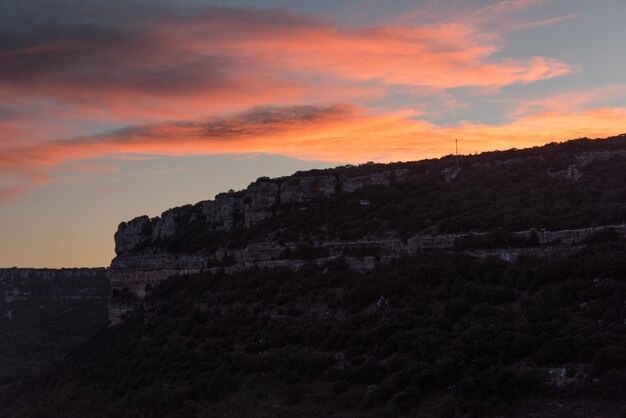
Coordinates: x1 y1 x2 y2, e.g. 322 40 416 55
3 135 626 417
0 269 108 388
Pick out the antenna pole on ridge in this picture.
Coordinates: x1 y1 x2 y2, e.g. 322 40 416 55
455 139 459 169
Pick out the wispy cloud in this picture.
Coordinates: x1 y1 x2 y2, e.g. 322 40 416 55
510 13 577 30
508 85 626 118
399 0 576 33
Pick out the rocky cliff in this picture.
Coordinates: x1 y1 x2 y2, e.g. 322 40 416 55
108 167 424 324
108 136 626 325
113 168 412 256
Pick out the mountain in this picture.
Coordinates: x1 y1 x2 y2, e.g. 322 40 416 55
108 135 626 326
4 135 626 417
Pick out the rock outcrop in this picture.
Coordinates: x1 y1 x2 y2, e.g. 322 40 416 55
548 164 582 180
575 149 626 166
442 166 460 182
280 175 337 203
114 216 153 255
108 137 626 325
113 169 418 257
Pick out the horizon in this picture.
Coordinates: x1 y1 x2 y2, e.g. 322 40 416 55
2 0 626 267
3 133 623 269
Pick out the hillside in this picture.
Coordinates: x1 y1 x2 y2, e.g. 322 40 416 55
109 135 626 325
5 245 626 417
0 268 109 387
3 135 626 417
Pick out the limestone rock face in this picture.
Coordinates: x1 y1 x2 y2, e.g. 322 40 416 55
243 179 279 227
244 179 279 209
216 194 240 231
548 164 582 181
201 194 240 231
111 149 624 258
575 149 626 166
114 216 153 255
565 165 582 180
393 168 412 182
200 200 218 224
114 168 419 257
280 176 337 203
372 171 392 186
232 242 290 263
340 171 391 193
107 141 626 325
152 209 178 241
441 167 460 183
110 254 208 271
407 233 457 251
108 254 208 325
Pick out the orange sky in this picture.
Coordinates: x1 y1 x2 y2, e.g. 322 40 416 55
1 0 626 266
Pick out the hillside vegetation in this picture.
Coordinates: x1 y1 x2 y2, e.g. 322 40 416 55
5 242 626 417
0 269 108 388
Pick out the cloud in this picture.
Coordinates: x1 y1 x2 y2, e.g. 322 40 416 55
2 102 625 201
0 1 570 130
399 0 576 33
510 13 577 30
0 168 49 204
0 1 605 203
508 85 626 118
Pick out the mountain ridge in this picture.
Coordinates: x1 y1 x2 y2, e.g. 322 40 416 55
114 134 626 257
109 135 626 325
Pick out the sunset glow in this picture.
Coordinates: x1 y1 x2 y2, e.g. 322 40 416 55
2 0 626 267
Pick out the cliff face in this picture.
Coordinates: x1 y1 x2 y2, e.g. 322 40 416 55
113 169 413 256
108 224 626 325
0 268 108 302
108 137 626 325
112 145 626 258
108 168 420 325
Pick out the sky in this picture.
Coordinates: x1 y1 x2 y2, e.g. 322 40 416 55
1 0 626 267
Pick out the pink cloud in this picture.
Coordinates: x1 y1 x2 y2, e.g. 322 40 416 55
170 18 570 89
399 0 575 33
0 5 571 137
2 103 625 202
0 3 605 204
508 85 626 118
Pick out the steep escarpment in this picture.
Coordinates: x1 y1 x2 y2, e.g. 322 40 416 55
0 268 109 385
109 135 626 325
